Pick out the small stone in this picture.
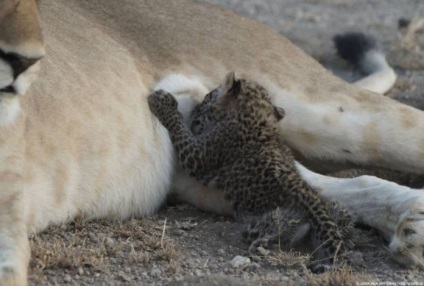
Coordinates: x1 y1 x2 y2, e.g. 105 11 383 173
106 237 115 247
118 271 130 282
230 255 251 269
64 274 71 283
78 267 84 276
257 246 270 256
248 262 261 271
95 273 100 278
348 251 364 266
150 268 162 278
251 255 262 262
218 249 225 255
89 232 97 242
218 257 224 263
173 229 186 237
200 250 208 256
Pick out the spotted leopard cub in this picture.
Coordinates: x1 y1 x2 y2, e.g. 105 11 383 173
148 72 350 272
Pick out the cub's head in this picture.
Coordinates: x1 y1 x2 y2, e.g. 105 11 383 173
190 72 285 135
389 206 424 269
0 0 44 124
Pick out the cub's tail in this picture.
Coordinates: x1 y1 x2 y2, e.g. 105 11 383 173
334 32 396 94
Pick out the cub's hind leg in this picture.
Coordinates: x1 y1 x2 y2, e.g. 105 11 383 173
169 170 234 217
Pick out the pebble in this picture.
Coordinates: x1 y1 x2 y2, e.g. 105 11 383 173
257 246 270 256
64 274 71 283
118 271 130 282
174 229 186 236
89 232 97 242
248 262 261 271
78 267 84 276
230 255 251 269
150 268 162 278
218 248 225 255
106 237 115 247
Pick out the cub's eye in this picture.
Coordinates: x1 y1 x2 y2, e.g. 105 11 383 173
405 243 414 249
403 228 416 236
205 90 219 101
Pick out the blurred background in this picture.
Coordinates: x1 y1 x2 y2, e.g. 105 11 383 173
201 0 424 108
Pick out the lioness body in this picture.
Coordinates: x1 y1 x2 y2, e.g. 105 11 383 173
19 0 385 231
1 0 424 284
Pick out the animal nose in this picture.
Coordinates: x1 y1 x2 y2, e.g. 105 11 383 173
0 50 40 79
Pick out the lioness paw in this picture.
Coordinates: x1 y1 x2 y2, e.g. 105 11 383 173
0 252 28 286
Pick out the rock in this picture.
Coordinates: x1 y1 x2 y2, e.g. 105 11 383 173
106 237 115 248
118 271 131 282
64 274 71 283
150 268 162 278
256 246 270 256
78 267 84 276
230 256 251 269
248 262 261 271
174 229 186 237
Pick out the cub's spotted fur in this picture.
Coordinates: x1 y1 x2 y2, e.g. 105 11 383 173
148 72 351 272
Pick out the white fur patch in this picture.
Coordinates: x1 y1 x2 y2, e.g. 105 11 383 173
0 59 13 89
13 62 41 95
154 73 209 121
0 97 20 126
154 73 209 95
354 51 397 94
0 61 41 126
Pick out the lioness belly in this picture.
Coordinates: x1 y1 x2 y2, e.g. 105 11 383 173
20 6 174 233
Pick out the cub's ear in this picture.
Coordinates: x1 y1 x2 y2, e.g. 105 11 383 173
273 106 285 121
222 71 242 97
223 72 236 92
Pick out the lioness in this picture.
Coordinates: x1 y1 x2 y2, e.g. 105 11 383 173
1 0 424 285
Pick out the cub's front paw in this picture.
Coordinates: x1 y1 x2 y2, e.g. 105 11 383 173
148 90 178 123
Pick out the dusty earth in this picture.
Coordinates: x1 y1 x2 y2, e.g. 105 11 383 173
28 0 424 285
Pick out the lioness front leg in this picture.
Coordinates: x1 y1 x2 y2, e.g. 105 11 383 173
0 187 28 286
0 131 28 286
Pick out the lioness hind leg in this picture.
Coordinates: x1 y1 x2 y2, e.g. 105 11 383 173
295 161 424 268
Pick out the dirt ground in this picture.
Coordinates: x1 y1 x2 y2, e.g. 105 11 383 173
28 0 424 285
